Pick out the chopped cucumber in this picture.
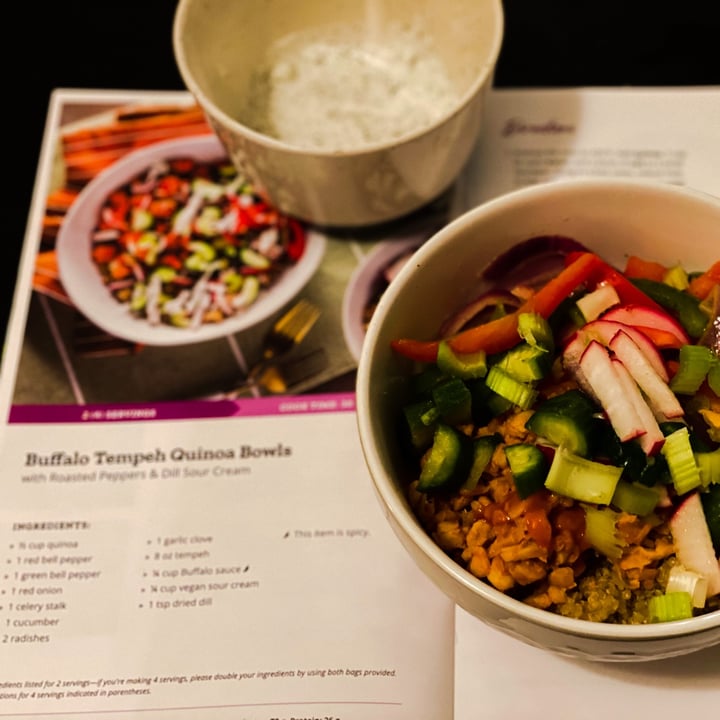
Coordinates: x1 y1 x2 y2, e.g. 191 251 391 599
410 366 446 399
462 434 502 491
431 377 472 425
631 277 709 339
505 443 548 499
402 399 437 453
417 423 472 491
467 378 512 424
525 389 597 457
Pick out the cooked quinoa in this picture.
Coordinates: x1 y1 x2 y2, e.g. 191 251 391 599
406 399 706 625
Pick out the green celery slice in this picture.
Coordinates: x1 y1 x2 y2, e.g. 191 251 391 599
544 446 622 504
661 426 702 494
611 480 661 516
666 565 708 608
485 366 537 410
648 592 694 623
517 312 554 352
495 342 551 382
707 359 720 396
695 447 720 487
583 505 624 559
436 340 487 380
669 344 714 394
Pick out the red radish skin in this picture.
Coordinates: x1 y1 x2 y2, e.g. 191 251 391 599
611 358 665 455
608 330 684 419
602 305 690 346
670 491 720 597
578 340 644 442
568 319 669 381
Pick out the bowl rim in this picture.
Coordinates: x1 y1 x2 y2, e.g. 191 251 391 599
172 0 505 158
341 234 427 362
356 176 720 641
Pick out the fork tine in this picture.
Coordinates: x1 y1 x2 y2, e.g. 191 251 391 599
275 299 320 344
286 305 320 344
273 299 307 333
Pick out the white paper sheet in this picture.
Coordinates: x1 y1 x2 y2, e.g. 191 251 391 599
6 86 720 720
453 87 720 718
0 411 454 719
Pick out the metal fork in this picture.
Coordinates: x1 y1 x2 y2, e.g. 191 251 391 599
244 298 321 382
258 298 321 363
233 347 329 396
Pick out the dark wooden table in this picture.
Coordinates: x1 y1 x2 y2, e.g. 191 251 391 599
4 0 720 343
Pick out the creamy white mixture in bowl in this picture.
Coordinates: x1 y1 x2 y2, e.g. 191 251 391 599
173 0 504 227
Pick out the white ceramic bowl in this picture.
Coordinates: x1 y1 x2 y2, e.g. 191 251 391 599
356 178 720 661
56 134 326 346
173 0 504 227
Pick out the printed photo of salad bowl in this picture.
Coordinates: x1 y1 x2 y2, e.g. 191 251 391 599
356 177 720 661
342 236 426 362
55 134 326 346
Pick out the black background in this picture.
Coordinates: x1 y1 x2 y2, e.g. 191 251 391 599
3 1 720 341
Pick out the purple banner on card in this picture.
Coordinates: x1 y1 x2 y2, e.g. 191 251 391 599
8 393 356 424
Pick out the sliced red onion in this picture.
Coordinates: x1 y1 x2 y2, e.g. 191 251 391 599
439 289 523 337
481 235 590 288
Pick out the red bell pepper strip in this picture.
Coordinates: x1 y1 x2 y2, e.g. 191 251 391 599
623 255 668 281
286 219 307 261
391 251 607 362
564 250 666 313
688 260 720 300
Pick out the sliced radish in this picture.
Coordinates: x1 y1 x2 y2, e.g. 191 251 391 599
611 358 665 455
581 319 668 381
670 491 720 597
608 330 684 419
562 330 596 398
578 340 645 441
602 305 689 346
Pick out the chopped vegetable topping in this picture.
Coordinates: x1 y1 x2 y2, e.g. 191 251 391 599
90 155 307 329
394 239 720 624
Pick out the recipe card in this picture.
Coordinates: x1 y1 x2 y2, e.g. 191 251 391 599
6 85 720 720
0 406 454 720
